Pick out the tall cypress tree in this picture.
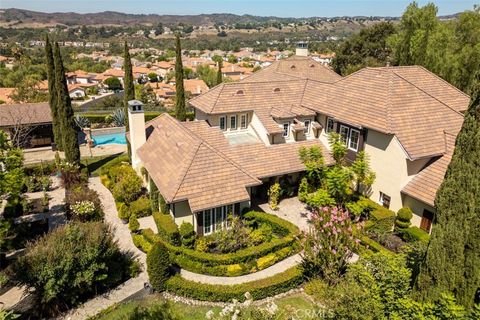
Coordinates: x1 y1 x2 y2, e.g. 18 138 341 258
174 35 186 121
415 88 480 307
45 35 62 150
216 59 223 86
123 41 134 161
53 42 80 166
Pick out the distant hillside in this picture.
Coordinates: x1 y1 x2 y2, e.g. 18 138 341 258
0 8 402 27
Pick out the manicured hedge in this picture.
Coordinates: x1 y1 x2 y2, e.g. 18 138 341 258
165 266 303 302
153 212 181 246
401 226 430 244
79 111 193 124
243 211 300 237
361 236 393 255
142 228 298 267
367 203 396 233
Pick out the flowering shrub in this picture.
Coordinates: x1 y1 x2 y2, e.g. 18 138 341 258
59 161 82 190
301 206 362 285
70 201 95 218
267 182 281 210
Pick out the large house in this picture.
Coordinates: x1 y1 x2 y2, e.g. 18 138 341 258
127 48 469 236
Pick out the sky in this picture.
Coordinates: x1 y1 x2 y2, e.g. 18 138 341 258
0 0 477 17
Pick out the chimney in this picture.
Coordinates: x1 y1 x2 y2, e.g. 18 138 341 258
296 41 309 57
196 85 201 94
127 100 146 171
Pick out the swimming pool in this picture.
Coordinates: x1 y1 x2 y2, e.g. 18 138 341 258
92 132 127 145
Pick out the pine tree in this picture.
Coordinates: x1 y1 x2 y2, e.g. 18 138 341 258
123 41 135 161
174 35 186 121
44 35 62 150
415 88 480 308
53 42 80 166
216 59 223 85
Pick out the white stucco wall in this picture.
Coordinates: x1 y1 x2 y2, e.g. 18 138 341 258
171 200 194 226
250 113 271 145
317 114 332 149
403 195 436 232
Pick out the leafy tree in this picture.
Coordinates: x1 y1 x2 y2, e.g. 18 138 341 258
0 130 24 202
174 35 187 121
154 22 164 36
301 206 360 285
53 42 80 166
328 132 348 166
10 74 48 103
104 77 122 91
14 222 133 315
415 88 480 307
332 22 396 75
350 151 376 195
298 146 326 188
196 64 218 88
324 166 353 204
147 72 158 82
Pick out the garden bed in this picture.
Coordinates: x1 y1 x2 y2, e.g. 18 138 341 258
134 211 301 277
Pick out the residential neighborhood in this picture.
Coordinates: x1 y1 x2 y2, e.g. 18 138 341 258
0 1 479 319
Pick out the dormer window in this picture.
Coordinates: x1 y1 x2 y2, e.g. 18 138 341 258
309 64 315 68
235 90 244 96
290 65 296 70
273 87 281 93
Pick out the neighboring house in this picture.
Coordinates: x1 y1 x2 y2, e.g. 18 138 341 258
0 88 15 104
152 61 175 79
102 69 125 85
0 102 53 148
127 50 469 235
184 79 209 97
68 84 86 99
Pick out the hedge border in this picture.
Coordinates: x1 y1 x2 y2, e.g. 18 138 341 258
165 266 304 302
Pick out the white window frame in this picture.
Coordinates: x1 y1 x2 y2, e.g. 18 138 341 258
348 128 360 151
219 116 226 131
283 122 290 138
203 209 213 235
326 117 335 133
379 192 391 209
304 119 311 136
339 125 349 145
230 115 237 130
240 114 247 129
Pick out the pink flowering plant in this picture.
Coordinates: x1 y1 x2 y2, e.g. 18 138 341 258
301 206 362 285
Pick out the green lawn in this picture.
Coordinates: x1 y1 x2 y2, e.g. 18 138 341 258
91 293 318 320
81 153 127 176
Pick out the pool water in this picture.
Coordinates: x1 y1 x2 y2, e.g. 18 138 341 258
92 132 127 145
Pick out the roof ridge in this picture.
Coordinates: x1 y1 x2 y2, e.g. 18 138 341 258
210 83 225 113
299 79 309 108
392 70 465 118
386 69 394 133
171 140 202 202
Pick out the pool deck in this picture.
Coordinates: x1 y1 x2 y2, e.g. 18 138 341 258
24 144 127 165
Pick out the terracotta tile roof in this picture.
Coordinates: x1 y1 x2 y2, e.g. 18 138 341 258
103 68 124 78
184 79 209 95
0 102 52 127
402 133 456 206
243 55 341 83
136 114 261 212
302 67 466 160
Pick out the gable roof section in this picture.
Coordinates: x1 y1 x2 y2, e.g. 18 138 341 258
244 55 342 83
136 114 261 212
401 133 456 206
303 67 466 160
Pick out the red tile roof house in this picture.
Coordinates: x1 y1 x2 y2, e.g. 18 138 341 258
126 50 470 236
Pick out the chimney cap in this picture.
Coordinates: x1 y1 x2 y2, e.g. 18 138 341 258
128 99 144 113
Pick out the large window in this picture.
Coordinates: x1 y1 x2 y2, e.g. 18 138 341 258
339 125 349 145
203 204 235 235
240 114 247 129
326 117 335 133
349 129 360 151
283 122 290 138
304 120 311 136
230 115 237 130
219 116 226 131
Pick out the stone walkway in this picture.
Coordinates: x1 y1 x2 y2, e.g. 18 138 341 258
62 177 148 320
181 254 302 285
256 197 311 232
138 216 158 233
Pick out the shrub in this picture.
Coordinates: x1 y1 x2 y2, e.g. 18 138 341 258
346 197 377 217
153 212 180 246
305 188 335 209
401 226 430 244
395 207 413 232
129 214 140 232
165 267 303 302
367 205 396 234
226 264 243 276
360 236 393 255
112 172 143 204
149 179 159 212
129 196 152 217
298 177 311 202
210 215 251 253
147 242 172 292
195 236 212 252
132 234 152 252
301 206 361 285
14 222 133 315
256 253 276 270
66 185 103 221
117 202 130 220
179 222 196 248
244 211 299 237
268 182 281 210
158 193 169 214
